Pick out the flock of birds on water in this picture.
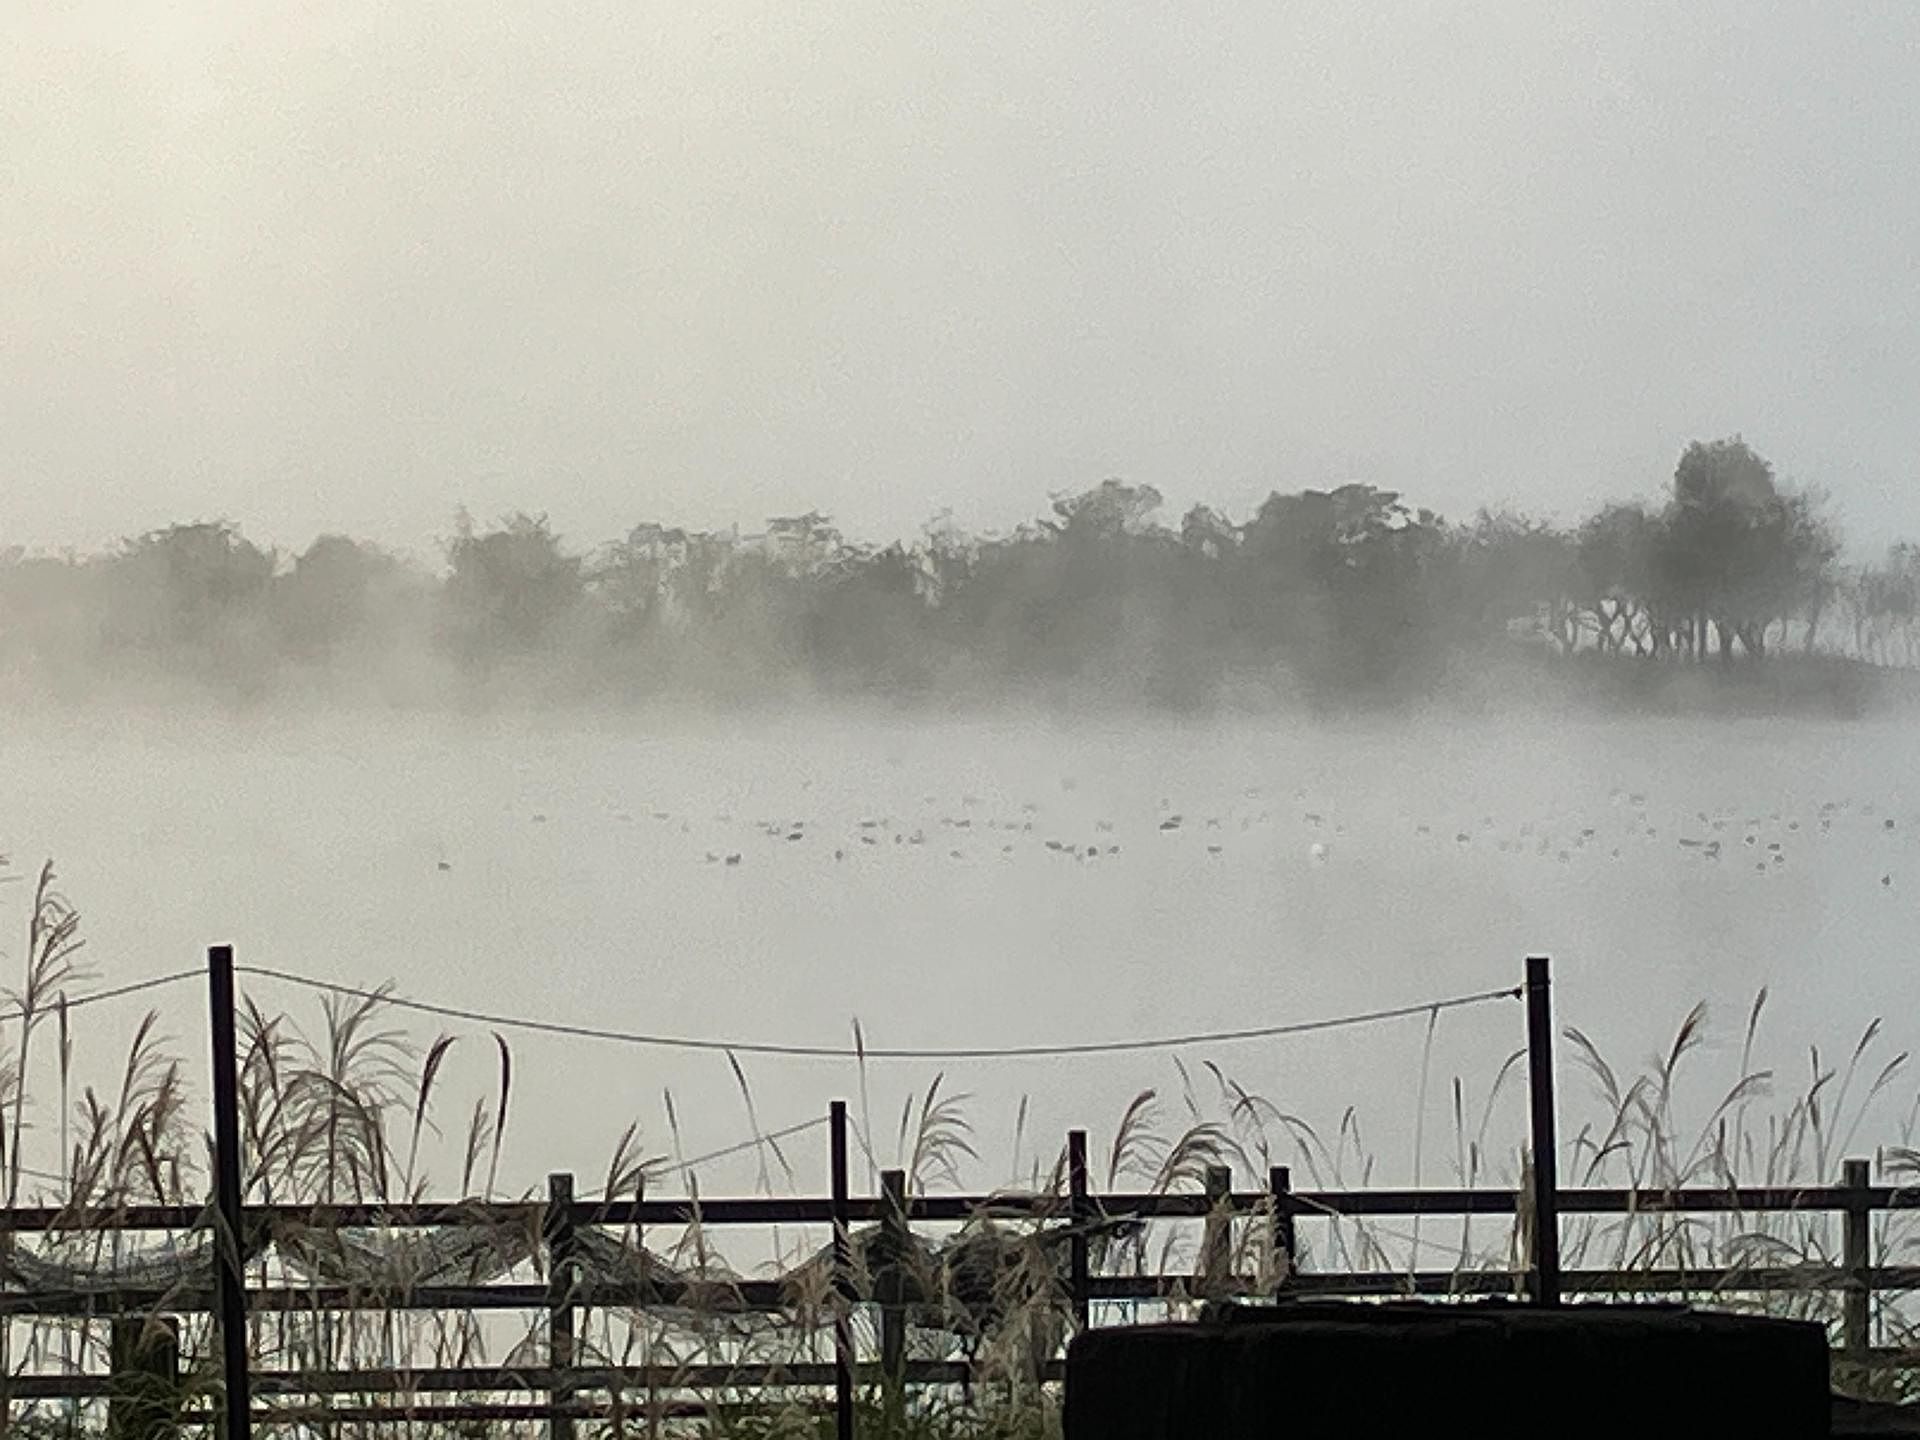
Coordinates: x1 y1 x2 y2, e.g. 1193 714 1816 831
438 785 1913 892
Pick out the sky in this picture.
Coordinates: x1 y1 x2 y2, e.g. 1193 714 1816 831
5 0 1918 562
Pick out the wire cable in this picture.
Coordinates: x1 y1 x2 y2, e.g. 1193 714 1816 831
580 1116 830 1201
659 1116 829 1178
235 963 1522 1062
0 968 202 1023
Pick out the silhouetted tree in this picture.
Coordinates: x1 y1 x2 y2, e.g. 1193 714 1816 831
1047 479 1165 542
105 522 274 642
764 511 846 578
441 512 585 667
590 522 684 648
1237 484 1443 687
94 522 278 691
276 535 410 660
1655 440 1837 662
0 549 97 684
1179 504 1237 560
0 438 1898 706
805 543 935 692
1453 510 1577 649
1575 503 1659 655
1847 544 1920 666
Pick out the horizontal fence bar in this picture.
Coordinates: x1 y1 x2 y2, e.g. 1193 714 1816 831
14 1302 1920 1410
1097 1266 1882 1298
0 1281 781 1317
1 1361 997 1401
3 1265 1910 1319
253 1362 985 1394
19 1334 1920 1410
12 1183 1911 1234
253 1406 620 1427
242 1389 977 1428
251 1402 835 1428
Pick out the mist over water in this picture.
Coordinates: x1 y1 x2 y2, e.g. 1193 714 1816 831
6 701 1918 1207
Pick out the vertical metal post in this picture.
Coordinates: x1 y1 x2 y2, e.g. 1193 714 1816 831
1201 1166 1233 1299
1844 1157 1872 1362
631 1172 647 1302
1269 1166 1296 1298
1525 955 1561 1307
879 1169 909 1427
630 1168 653 1418
1068 1130 1091 1332
546 1172 577 1440
829 1101 855 1440
207 945 250 1440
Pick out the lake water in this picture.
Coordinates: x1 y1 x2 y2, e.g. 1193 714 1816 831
3 704 1917 1213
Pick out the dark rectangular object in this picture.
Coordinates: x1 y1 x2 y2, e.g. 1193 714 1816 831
109 1317 181 1440
1065 1302 1830 1439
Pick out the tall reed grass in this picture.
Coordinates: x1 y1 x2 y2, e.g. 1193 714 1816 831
2 860 1916 1436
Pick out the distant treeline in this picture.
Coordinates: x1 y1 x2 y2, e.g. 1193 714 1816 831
5 437 1918 710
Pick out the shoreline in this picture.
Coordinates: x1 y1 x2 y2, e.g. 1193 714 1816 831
1 647 1916 727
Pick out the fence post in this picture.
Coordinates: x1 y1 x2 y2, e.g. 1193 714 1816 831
630 1168 652 1419
206 945 251 1440
1269 1166 1296 1298
109 1317 181 1440
1524 955 1561 1307
879 1169 909 1429
546 1171 577 1440
1068 1130 1091 1332
829 1101 855 1440
631 1171 647 1302
1202 1166 1233 1299
1844 1157 1872 1363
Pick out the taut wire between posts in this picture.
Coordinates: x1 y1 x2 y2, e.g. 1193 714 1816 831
207 945 252 1440
1525 955 1561 1307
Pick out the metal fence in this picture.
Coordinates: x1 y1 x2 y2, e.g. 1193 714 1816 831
0 951 1910 1439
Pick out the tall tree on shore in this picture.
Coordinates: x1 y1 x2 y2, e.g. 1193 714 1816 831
96 522 278 690
1575 502 1659 656
441 512 585 666
276 535 412 660
1657 439 1838 662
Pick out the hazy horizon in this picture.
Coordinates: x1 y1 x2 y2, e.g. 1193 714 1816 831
8 1 1919 559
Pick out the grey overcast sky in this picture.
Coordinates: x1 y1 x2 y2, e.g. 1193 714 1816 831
5 0 1918 559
